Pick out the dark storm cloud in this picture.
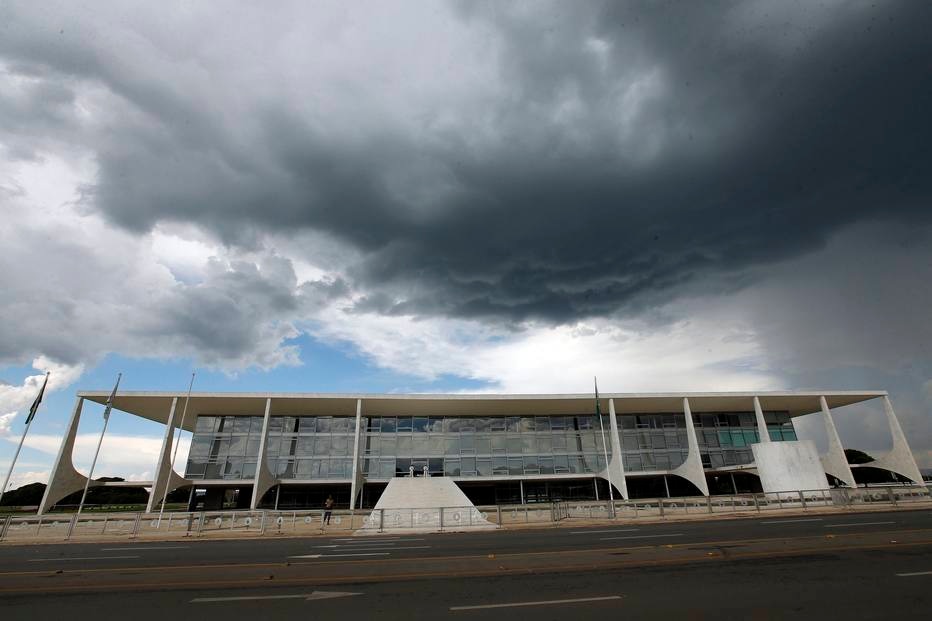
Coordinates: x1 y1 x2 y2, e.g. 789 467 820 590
2 1 931 325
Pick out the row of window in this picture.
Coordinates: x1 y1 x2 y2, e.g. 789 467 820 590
185 452 610 481
192 411 793 437
184 413 797 479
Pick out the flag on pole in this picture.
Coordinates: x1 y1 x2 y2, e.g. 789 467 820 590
24 372 49 425
102 373 122 421
594 376 601 417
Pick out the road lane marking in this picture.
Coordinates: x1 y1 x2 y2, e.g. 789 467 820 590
571 529 640 535
192 590 361 603
761 518 824 525
101 546 188 551
289 552 391 558
450 595 621 610
896 571 932 577
317 546 430 552
334 537 424 542
600 533 684 541
28 555 140 562
823 521 895 528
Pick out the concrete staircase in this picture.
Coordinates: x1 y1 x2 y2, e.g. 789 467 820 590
357 476 496 534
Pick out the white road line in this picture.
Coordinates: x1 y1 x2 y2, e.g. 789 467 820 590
101 546 188 551
28 555 140 562
316 544 429 550
191 591 361 603
571 529 640 535
335 537 402 541
450 595 622 611
334 538 425 543
823 521 895 528
290 552 391 558
193 594 309 603
600 533 684 541
896 571 932 577
761 518 824 525
334 546 430 552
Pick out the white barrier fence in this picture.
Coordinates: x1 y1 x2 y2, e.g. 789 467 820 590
1 484 928 542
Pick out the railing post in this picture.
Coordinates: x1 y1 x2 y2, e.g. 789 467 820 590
196 511 204 537
131 512 141 539
378 508 384 533
707 496 713 514
259 510 266 535
65 514 76 540
496 505 502 525
889 488 897 507
798 490 807 509
659 499 665 518
753 495 760 512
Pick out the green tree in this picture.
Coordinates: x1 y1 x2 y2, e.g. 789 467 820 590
844 448 875 464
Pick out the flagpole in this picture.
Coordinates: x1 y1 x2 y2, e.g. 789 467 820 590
76 373 121 516
595 377 616 517
0 372 49 508
158 371 195 525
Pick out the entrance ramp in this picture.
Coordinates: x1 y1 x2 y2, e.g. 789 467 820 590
356 476 496 534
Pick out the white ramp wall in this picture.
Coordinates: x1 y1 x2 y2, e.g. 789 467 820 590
358 476 495 533
752 441 830 493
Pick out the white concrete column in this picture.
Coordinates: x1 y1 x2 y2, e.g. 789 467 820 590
671 397 710 496
869 395 923 484
818 396 857 488
753 396 771 443
38 397 99 514
146 397 192 513
350 398 365 509
606 399 628 500
250 397 276 510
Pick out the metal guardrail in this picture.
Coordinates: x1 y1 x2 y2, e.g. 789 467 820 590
1 484 928 542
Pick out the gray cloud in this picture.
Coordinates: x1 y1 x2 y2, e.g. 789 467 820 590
1 1 930 327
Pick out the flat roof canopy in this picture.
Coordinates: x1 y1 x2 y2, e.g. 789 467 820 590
75 390 887 432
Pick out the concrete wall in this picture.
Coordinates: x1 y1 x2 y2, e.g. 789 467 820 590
752 440 830 493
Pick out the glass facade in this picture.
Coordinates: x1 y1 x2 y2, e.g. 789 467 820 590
693 411 797 469
184 410 796 480
361 415 608 479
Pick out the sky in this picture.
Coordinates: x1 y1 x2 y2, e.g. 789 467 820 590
1 0 930 490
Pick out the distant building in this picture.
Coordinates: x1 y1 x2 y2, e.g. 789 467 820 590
38 391 924 513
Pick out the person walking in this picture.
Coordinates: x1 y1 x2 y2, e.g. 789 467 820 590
323 494 334 526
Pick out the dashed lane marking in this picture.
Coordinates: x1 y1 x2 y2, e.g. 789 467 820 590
600 533 684 541
450 595 622 610
28 555 140 562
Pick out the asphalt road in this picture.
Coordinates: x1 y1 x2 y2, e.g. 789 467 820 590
1 508 930 619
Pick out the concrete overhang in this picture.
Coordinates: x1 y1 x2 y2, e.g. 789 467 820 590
75 390 887 431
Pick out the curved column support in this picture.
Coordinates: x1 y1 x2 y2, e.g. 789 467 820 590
146 397 193 512
672 397 710 496
603 399 628 500
250 397 276 510
753 396 771 443
350 399 365 509
869 396 923 484
38 397 100 514
818 396 857 488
